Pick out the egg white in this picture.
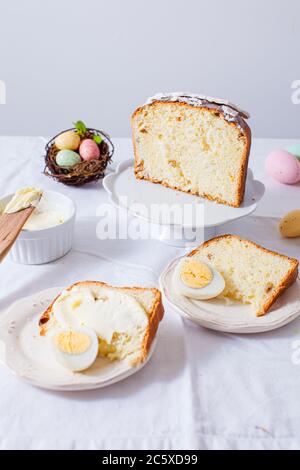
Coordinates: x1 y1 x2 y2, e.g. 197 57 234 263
173 258 225 300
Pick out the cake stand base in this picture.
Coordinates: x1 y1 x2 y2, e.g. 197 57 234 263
152 224 217 247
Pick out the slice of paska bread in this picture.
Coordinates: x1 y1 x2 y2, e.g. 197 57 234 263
39 281 164 366
188 235 298 316
132 93 251 207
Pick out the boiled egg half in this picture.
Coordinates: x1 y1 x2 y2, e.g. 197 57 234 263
173 257 225 300
51 326 98 372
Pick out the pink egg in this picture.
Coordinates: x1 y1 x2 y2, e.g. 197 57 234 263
265 150 300 185
79 139 100 161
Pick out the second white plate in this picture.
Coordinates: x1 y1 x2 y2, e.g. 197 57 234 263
160 258 300 334
0 287 157 391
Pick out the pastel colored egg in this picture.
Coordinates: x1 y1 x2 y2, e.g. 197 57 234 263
79 139 100 161
287 144 300 162
56 149 82 168
265 150 300 185
279 210 300 238
55 130 81 151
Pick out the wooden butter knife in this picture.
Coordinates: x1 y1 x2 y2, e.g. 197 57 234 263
0 206 36 262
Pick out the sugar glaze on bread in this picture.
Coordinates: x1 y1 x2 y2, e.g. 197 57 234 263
188 235 299 317
132 93 251 207
39 281 164 366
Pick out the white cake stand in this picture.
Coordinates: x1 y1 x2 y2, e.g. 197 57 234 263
103 159 265 247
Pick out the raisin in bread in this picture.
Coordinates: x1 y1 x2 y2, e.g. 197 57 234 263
132 93 251 207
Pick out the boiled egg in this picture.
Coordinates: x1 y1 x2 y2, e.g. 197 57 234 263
51 326 98 372
173 257 225 300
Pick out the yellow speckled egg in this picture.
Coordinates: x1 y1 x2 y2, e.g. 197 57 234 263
55 130 81 151
279 210 300 238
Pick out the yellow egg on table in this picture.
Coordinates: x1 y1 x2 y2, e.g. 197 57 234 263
55 130 81 151
279 210 300 238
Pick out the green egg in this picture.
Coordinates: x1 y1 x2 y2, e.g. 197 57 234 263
287 144 300 161
56 149 82 168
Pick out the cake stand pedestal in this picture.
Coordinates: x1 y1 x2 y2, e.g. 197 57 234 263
150 224 217 248
103 160 265 247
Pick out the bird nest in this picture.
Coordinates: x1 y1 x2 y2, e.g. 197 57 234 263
44 128 114 186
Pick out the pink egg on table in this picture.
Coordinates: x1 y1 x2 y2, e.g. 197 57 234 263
265 149 300 185
79 139 100 161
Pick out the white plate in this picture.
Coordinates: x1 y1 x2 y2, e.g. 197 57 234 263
103 160 265 229
0 287 157 391
159 258 300 334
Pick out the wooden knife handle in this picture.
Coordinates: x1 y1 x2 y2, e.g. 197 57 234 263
0 207 35 262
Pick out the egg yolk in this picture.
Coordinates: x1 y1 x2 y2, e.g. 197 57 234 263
98 337 116 357
71 298 82 309
180 260 213 289
54 331 91 355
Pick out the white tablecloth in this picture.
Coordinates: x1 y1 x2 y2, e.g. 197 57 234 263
0 137 300 450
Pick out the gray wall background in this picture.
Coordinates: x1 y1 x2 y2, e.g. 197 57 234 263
0 0 299 138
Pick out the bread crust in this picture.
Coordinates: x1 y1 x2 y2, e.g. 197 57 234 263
188 234 299 317
131 101 252 208
39 281 164 365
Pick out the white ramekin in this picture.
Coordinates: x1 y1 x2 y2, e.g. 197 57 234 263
0 190 76 265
